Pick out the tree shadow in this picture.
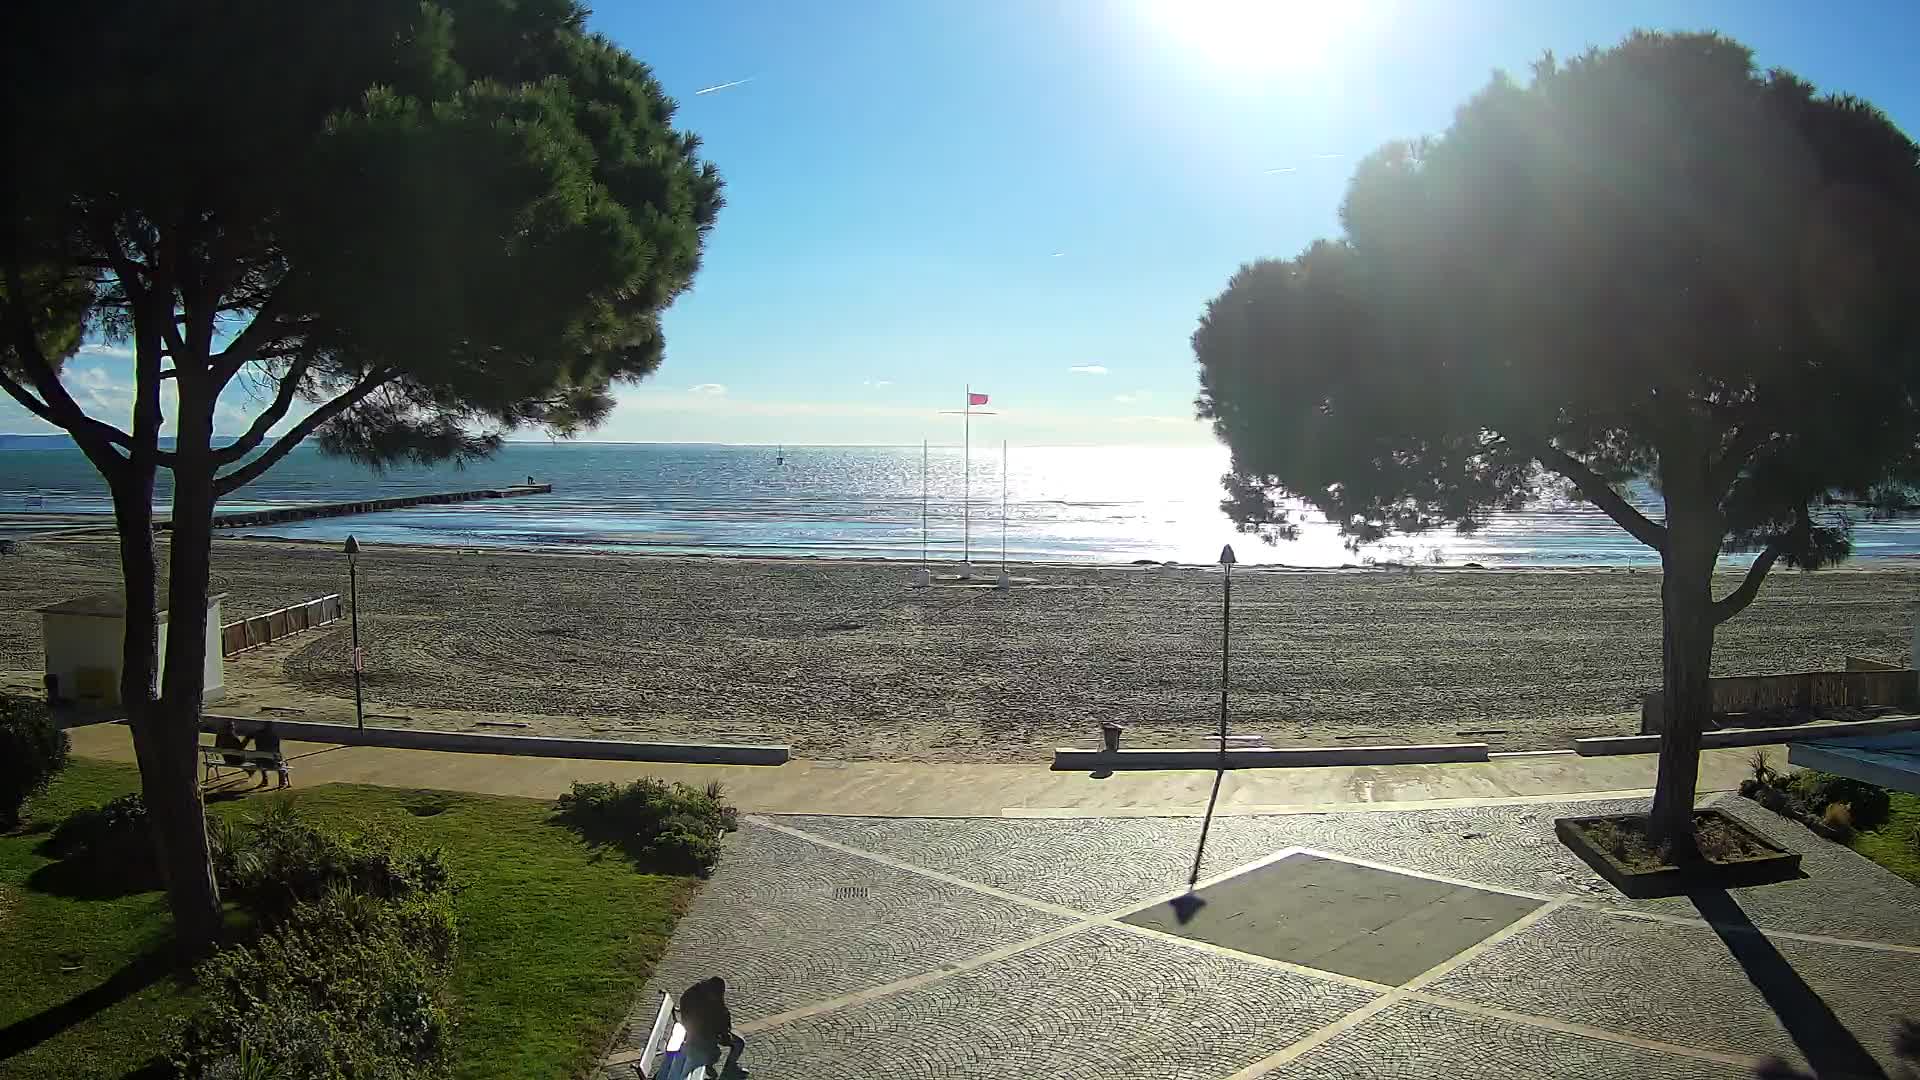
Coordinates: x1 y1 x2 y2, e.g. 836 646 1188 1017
0 948 184 1063
1688 888 1889 1080
22 855 160 901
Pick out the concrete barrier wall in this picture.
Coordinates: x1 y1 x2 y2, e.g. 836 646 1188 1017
1580 713 1920 756
1845 655 1904 673
1052 742 1490 772
199 714 789 766
1640 669 1918 734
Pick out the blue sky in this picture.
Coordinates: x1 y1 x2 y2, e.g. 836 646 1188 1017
11 0 1920 446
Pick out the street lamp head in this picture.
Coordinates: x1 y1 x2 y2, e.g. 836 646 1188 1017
1218 544 1236 566
344 535 361 556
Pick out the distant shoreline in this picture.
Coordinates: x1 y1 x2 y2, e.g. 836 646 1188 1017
10 525 1916 575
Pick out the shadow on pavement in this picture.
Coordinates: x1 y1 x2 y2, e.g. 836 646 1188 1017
1689 888 1888 1080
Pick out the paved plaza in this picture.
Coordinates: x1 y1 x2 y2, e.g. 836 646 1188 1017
605 793 1920 1080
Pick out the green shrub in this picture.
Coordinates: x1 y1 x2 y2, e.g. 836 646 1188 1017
1787 771 1893 831
1 695 69 829
45 792 159 887
220 801 451 924
554 777 738 876
174 889 457 1080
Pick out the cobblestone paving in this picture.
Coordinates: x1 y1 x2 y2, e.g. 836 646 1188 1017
623 823 1073 1029
604 796 1920 1080
1264 1000 1753 1080
1613 795 1920 947
1428 904 1920 1074
743 924 1377 1080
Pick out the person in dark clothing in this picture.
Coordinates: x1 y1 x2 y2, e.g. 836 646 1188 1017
214 720 248 768
250 722 288 789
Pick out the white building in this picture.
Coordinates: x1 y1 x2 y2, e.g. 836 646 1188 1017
38 591 226 706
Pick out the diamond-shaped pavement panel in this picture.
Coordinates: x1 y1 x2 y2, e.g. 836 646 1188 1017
1124 852 1543 985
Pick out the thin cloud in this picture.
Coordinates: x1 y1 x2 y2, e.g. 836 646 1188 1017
1113 390 1151 404
861 379 893 388
1069 365 1109 376
77 343 134 360
694 77 753 96
1263 167 1298 175
1050 251 1066 257
688 383 728 395
1312 152 1342 159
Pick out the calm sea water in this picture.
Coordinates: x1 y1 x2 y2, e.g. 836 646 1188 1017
3 442 1917 566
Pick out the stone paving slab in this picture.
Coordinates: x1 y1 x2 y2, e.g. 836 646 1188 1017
624 822 1073 1030
1612 795 1920 947
1124 853 1543 985
1263 1000 1754 1080
792 795 1920 944
1427 903 1920 1076
741 924 1378 1080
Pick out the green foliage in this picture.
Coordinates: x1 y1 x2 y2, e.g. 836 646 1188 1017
173 890 458 1080
218 800 453 925
2 763 696 1080
0 695 69 829
554 777 738 876
1193 31 1920 566
1785 770 1893 830
2 0 722 471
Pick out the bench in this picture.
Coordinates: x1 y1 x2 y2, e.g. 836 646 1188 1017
200 745 291 788
607 991 744 1079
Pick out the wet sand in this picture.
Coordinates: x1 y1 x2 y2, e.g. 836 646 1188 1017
2 538 1914 761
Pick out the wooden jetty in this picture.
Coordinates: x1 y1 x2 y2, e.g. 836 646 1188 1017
162 484 552 531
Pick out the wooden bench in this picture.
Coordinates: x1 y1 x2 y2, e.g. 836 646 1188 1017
200 746 291 788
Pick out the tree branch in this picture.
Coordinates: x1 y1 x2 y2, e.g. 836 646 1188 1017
1712 538 1784 625
1 266 137 459
213 368 394 497
1710 423 1778 494
1529 441 1669 552
211 355 311 465
209 292 286 385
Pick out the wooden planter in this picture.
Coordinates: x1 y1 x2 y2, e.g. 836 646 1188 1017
1555 810 1802 899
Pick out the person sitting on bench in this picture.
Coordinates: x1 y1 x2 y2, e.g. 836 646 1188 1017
250 722 289 789
214 720 249 769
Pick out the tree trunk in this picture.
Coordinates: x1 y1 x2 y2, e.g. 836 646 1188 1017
1648 516 1719 856
153 390 224 956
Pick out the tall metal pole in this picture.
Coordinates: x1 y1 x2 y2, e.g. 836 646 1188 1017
1219 562 1231 759
1001 439 1008 572
963 385 971 570
346 535 364 731
921 439 929 569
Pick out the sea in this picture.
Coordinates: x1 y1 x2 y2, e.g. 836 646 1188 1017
3 441 1918 567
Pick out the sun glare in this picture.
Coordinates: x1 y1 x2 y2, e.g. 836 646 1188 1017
1145 0 1358 73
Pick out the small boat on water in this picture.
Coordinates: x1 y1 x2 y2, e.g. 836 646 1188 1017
775 445 785 466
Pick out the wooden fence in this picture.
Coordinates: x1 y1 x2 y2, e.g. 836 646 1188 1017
1640 668 1919 733
220 594 344 658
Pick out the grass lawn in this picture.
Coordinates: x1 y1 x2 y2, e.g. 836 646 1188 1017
1 759 698 1079
1850 790 1920 885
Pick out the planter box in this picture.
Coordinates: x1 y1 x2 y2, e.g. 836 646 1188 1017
1555 810 1802 899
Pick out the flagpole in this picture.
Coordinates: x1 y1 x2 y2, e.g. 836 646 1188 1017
921 439 929 569
963 385 971 576
1001 439 1008 572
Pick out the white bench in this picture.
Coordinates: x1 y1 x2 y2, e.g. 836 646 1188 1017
607 992 739 1079
200 745 291 787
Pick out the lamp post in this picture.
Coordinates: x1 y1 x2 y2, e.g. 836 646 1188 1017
345 535 364 731
1218 543 1235 762
1172 543 1237 925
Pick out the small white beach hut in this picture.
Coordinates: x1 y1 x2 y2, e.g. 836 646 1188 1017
38 591 226 706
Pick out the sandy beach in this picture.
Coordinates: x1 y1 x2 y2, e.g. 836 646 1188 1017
2 537 1914 761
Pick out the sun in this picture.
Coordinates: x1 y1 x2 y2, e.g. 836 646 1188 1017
1143 0 1352 73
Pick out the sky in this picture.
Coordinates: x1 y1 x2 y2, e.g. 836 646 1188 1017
10 0 1920 447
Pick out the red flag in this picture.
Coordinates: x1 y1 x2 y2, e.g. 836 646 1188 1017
968 392 989 406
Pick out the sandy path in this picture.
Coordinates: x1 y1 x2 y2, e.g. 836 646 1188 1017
2 538 1914 761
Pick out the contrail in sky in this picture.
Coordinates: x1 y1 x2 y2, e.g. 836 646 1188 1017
695 77 753 95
